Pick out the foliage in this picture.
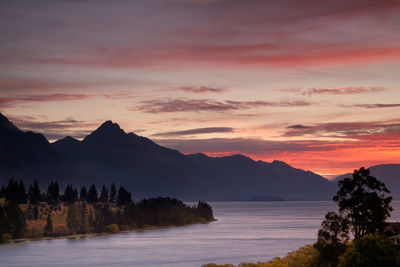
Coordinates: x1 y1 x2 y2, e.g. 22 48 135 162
105 224 119 233
109 182 116 203
79 186 88 201
314 211 349 267
62 185 78 204
44 213 53 236
1 233 12 243
197 201 214 221
4 179 27 204
338 234 400 267
87 184 98 203
0 201 26 239
203 245 319 267
99 185 108 202
117 186 132 206
46 182 60 204
28 180 41 204
314 167 394 266
333 167 392 239
1 180 215 240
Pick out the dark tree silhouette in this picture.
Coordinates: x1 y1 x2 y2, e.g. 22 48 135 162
196 201 214 221
109 182 116 203
80 186 88 201
314 212 349 267
333 167 392 239
46 182 60 204
63 185 78 204
338 234 400 267
87 184 98 203
44 213 53 236
17 180 27 204
117 186 132 206
1 201 26 238
28 180 41 204
99 185 108 203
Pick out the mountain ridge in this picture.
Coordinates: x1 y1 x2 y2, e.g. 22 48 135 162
1 113 339 200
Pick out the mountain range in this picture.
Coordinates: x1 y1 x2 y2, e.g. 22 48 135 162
1 112 398 201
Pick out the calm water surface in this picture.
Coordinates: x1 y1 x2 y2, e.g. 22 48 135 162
2 201 400 267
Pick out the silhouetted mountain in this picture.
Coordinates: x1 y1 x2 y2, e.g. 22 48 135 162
52 120 335 200
0 113 336 200
53 121 207 200
187 154 335 200
0 113 90 187
333 164 400 199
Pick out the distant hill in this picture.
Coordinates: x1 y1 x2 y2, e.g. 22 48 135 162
332 164 400 199
1 113 336 200
0 113 91 187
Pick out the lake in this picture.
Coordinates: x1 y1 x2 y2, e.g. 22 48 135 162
2 201 400 266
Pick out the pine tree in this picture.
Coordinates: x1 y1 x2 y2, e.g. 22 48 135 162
46 182 60 204
3 201 26 238
109 182 116 203
17 180 27 204
117 186 132 206
88 209 95 233
80 186 88 201
5 179 18 203
87 184 98 203
44 213 53 236
67 204 78 234
78 203 88 234
99 185 108 203
28 180 42 204
63 185 77 204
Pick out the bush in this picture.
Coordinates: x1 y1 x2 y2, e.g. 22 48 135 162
338 234 400 267
105 224 119 234
26 227 43 238
1 233 12 243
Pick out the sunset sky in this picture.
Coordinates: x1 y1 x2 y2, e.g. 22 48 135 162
1 0 399 177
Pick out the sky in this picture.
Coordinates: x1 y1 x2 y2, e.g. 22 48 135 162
1 0 400 177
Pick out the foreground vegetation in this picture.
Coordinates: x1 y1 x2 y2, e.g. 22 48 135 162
204 167 400 267
0 180 214 242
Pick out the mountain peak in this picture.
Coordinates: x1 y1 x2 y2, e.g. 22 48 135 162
0 112 20 132
95 120 125 133
83 120 126 142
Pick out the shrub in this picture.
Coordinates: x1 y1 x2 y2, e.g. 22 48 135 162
1 233 12 243
338 234 400 267
105 224 119 234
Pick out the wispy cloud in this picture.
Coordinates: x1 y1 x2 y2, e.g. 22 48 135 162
353 103 400 109
178 86 227 94
283 121 400 138
8 115 98 140
0 93 134 108
130 98 311 113
153 127 234 137
280 86 385 96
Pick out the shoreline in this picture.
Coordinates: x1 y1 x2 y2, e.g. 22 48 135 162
8 220 216 244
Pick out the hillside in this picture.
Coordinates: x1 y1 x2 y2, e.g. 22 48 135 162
0 113 91 187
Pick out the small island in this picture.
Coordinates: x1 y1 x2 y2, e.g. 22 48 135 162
0 179 215 242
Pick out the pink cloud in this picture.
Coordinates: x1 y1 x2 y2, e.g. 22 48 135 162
130 98 311 113
281 86 385 96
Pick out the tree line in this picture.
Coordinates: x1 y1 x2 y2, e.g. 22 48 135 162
0 179 132 206
0 179 214 242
